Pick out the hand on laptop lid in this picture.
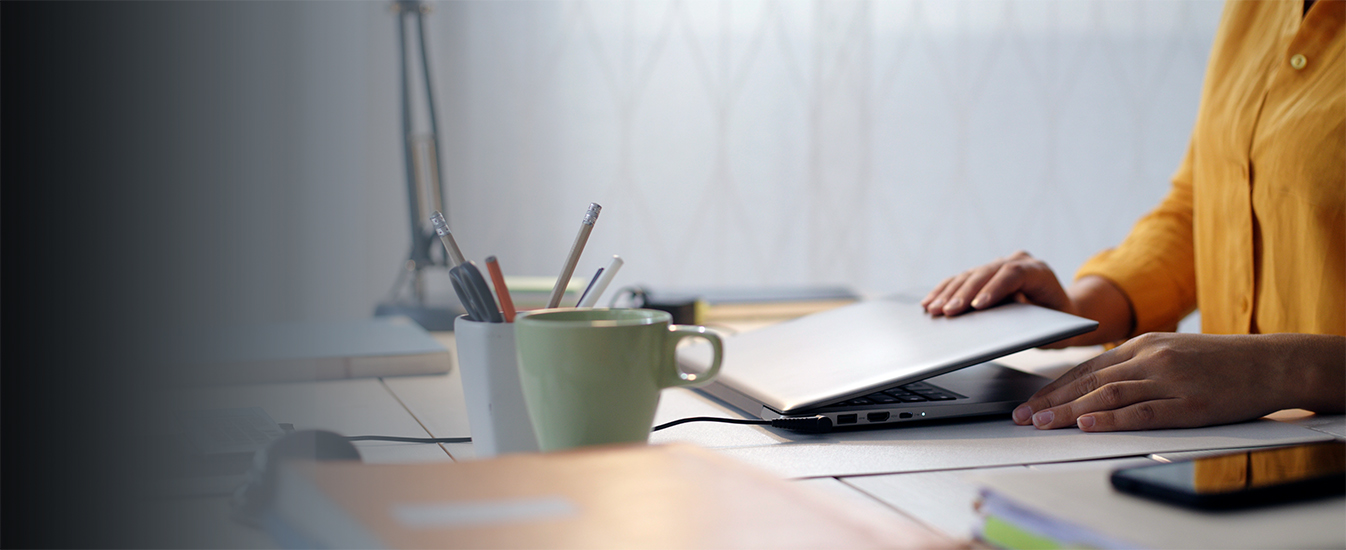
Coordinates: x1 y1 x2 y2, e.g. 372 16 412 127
921 251 1131 349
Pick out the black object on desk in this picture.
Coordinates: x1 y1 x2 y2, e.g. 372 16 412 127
1111 441 1346 510
372 1 461 330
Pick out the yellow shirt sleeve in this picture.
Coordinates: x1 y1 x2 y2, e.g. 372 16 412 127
1076 142 1198 337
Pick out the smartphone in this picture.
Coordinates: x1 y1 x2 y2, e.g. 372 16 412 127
1110 441 1346 510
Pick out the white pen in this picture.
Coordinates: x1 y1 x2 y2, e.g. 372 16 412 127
578 255 623 308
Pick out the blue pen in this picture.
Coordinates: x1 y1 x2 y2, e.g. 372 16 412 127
575 267 605 307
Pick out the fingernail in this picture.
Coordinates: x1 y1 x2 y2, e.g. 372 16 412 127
1032 410 1054 427
945 297 963 310
1078 415 1095 430
1012 405 1032 424
972 294 988 308
929 298 944 311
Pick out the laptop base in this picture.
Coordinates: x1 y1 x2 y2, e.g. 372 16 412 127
698 362 1052 428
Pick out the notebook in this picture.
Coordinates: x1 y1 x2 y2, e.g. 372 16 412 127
676 295 1097 427
271 443 952 549
177 316 452 385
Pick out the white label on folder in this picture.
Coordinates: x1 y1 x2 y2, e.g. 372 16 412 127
391 496 578 528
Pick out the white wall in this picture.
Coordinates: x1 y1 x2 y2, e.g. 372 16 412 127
230 0 1224 323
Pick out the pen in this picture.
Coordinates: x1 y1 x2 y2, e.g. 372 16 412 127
450 261 503 323
575 267 604 307
485 256 517 322
546 202 601 308
429 211 466 268
577 255 623 307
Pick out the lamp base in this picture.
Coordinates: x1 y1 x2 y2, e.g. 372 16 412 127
374 301 464 331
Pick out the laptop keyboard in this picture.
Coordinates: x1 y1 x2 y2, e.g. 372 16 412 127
836 381 967 407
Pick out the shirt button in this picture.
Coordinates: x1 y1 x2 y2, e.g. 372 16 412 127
1291 54 1307 69
1241 296 1251 313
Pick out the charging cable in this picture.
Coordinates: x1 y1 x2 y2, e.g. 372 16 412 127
345 435 473 444
652 415 833 433
343 414 833 445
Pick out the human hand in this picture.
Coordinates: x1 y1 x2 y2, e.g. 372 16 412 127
1012 333 1299 432
921 251 1073 317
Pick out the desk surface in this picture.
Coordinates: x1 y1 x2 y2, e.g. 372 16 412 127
158 328 1345 548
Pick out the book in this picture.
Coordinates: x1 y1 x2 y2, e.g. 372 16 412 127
499 275 586 310
973 467 1346 549
180 316 452 385
272 443 952 549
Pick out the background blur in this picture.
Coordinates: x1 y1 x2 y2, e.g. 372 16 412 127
163 0 1222 324
3 1 1221 546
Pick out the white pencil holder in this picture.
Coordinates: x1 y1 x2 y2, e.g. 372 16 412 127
454 315 538 457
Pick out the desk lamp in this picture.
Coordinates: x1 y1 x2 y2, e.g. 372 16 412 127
374 0 462 330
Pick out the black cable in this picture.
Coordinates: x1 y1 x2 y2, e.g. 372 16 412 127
653 416 770 431
342 415 833 446
653 415 834 434
345 435 472 444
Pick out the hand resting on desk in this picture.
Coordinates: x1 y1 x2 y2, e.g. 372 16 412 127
1012 332 1345 431
923 251 1346 432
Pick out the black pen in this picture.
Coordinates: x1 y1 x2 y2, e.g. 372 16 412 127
575 267 605 307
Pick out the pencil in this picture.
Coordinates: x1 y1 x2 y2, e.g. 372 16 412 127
429 211 466 268
484 256 517 322
546 202 601 308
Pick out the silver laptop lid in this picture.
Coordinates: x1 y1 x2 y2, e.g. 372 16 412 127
677 296 1097 413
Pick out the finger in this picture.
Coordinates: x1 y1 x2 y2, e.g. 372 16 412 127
969 262 1030 310
1028 380 1161 430
1011 348 1135 425
981 257 1074 314
942 264 1001 316
922 277 955 311
1029 348 1128 402
1076 398 1190 432
928 271 971 316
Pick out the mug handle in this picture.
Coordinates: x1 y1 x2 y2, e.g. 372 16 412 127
663 325 723 388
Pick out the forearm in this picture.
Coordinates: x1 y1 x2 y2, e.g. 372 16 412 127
1055 275 1135 347
1267 334 1346 414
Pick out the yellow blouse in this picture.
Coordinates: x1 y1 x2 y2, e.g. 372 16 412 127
1077 0 1345 337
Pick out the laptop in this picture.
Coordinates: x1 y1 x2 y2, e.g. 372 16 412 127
676 295 1097 427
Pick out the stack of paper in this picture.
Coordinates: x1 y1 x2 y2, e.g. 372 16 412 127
648 285 860 321
499 276 585 310
973 467 1346 549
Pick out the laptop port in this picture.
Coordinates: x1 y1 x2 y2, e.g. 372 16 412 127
837 414 858 425
867 412 890 423
899 412 913 419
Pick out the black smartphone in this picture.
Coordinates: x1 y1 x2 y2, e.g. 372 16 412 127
1110 441 1346 510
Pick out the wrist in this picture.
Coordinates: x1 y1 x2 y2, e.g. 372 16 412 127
1063 276 1135 345
1260 334 1346 414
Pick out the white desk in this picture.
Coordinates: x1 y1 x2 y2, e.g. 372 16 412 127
162 329 1344 547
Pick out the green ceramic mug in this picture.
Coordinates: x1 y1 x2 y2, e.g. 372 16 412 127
514 308 724 452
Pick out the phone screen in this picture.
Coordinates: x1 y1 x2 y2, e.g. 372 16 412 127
1110 441 1346 510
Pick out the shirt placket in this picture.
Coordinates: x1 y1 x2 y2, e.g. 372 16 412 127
1243 3 1339 333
